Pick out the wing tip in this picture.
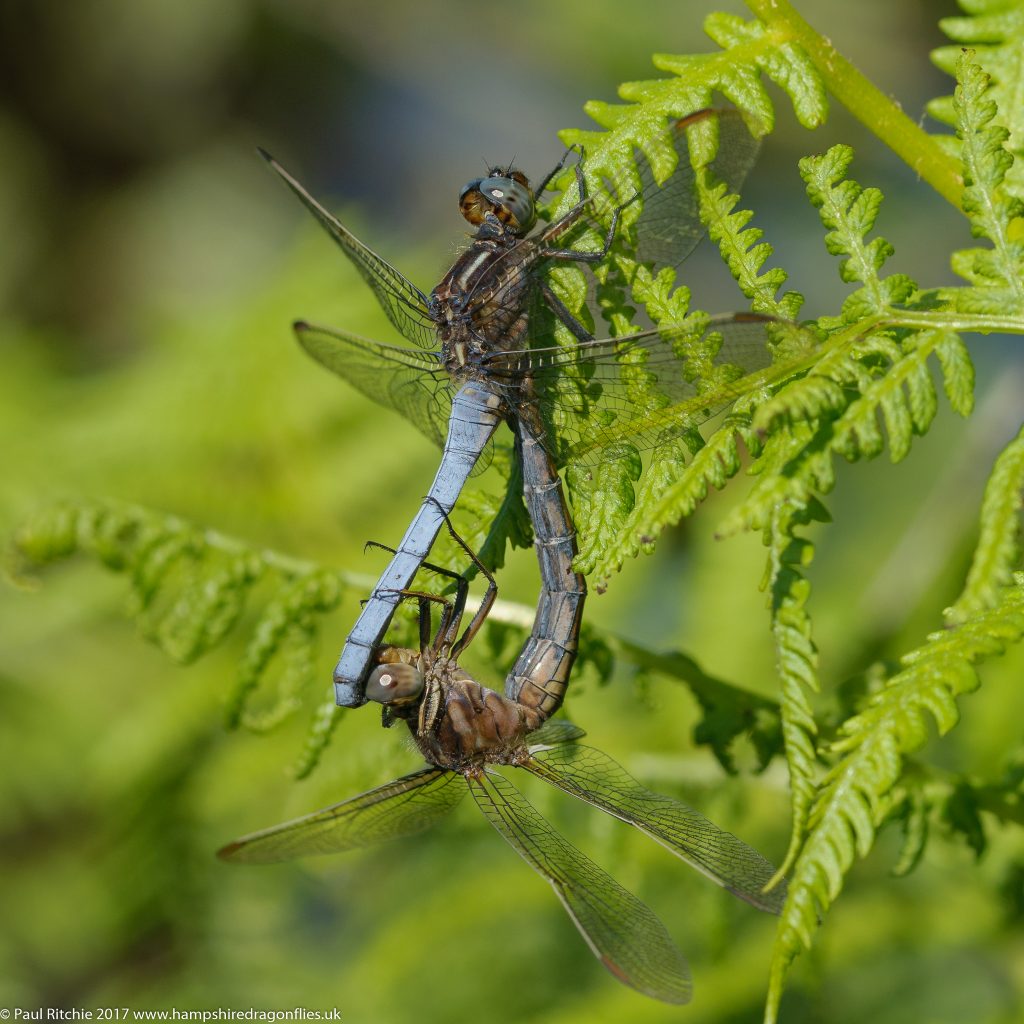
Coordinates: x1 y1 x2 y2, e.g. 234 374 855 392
600 954 692 1005
216 840 244 861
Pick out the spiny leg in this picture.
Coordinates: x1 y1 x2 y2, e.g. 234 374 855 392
531 172 641 340
365 537 470 648
538 186 640 263
532 143 582 200
376 585 457 656
420 497 497 660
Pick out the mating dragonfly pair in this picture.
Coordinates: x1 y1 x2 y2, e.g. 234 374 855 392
221 109 804 1003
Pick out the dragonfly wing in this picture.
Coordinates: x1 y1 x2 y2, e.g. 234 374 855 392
261 150 436 350
469 769 691 1004
295 321 454 449
524 743 785 914
488 313 815 466
631 107 761 269
526 718 588 750
218 767 464 863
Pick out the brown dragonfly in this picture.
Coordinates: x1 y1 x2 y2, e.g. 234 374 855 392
219 518 785 1004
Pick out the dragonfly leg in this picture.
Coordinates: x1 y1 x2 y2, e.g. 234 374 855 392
538 280 593 344
419 497 497 661
365 538 471 621
538 187 641 265
376 585 458 655
532 143 583 199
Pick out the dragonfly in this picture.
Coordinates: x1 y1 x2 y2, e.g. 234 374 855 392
219 522 786 1004
265 107 806 706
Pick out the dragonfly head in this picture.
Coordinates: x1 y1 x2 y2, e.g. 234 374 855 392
365 662 424 705
459 167 535 234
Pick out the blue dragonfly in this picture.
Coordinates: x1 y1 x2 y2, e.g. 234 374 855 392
265 108 800 706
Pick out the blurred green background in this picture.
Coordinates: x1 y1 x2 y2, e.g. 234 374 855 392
3 1 1023 1021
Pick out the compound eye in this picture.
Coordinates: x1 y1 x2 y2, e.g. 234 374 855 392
476 174 535 231
366 663 424 704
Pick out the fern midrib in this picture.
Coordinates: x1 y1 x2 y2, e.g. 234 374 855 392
960 121 1024 301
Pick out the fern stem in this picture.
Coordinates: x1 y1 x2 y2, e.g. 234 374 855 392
745 0 964 210
884 310 1024 335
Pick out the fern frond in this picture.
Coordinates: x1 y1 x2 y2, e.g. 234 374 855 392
226 569 343 729
587 427 745 587
556 10 827 214
947 422 1024 624
567 445 642 579
727 330 974 536
764 579 1024 1023
561 122 813 580
831 330 948 464
942 51 1024 310
764 504 822 885
293 698 345 780
890 780 930 877
697 149 804 318
800 145 916 320
716 420 833 538
931 7 1024 201
721 131 981 536
933 330 976 417
888 753 1024 877
10 499 347 758
514 17 828 583
12 502 268 664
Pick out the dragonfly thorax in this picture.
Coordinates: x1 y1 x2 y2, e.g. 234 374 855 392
429 234 533 377
411 675 539 772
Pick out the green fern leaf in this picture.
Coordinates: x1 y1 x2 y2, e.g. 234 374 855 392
764 505 822 884
931 8 1024 200
293 698 345 780
934 331 976 416
226 569 344 729
945 51 1024 308
891 784 930 877
833 331 949 464
800 146 917 319
567 445 642 578
699 12 828 129
765 580 1024 1022
589 428 745 587
155 553 263 665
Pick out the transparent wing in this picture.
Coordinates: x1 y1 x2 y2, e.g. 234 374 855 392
526 718 587 749
218 767 464 864
524 743 785 914
295 321 454 449
469 769 692 1004
486 314 816 466
630 106 761 268
261 150 437 350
